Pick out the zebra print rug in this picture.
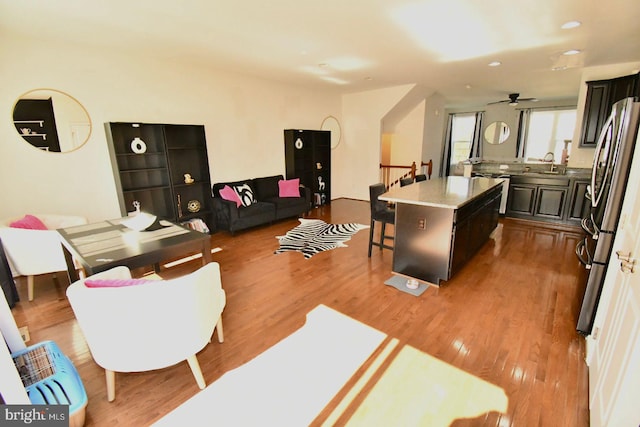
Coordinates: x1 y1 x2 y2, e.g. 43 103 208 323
275 218 369 259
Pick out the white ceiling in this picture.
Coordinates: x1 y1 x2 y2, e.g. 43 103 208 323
2 0 639 108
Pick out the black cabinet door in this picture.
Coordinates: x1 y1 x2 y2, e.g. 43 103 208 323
579 72 640 147
567 180 591 224
507 185 537 216
535 187 567 219
579 81 611 147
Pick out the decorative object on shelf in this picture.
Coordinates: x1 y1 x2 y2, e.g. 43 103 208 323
316 162 322 170
187 199 201 213
20 128 32 135
318 176 325 191
177 194 183 218
130 137 147 154
184 173 194 184
133 200 141 214
295 138 303 149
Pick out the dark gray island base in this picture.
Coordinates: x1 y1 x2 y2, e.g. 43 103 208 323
380 177 503 286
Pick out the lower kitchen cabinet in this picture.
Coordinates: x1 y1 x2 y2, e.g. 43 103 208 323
506 175 589 227
567 179 591 225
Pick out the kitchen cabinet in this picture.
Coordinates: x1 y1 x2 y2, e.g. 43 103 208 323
284 129 331 206
379 177 503 285
106 122 214 233
506 175 591 227
506 176 569 223
579 72 640 147
566 179 591 225
451 185 502 276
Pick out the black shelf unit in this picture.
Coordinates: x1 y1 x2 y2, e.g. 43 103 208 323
284 129 331 206
106 122 214 232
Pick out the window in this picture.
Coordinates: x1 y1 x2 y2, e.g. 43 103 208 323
523 108 576 162
446 113 479 174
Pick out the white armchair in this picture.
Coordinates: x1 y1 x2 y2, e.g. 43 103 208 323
0 213 88 301
66 262 226 402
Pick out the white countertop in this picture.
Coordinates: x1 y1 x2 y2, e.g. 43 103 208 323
379 176 504 209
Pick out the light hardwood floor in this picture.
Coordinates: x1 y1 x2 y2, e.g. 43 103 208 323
9 198 590 426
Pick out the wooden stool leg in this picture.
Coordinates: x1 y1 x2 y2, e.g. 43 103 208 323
368 220 375 257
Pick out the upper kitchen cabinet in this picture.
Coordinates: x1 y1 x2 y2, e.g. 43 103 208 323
579 72 640 147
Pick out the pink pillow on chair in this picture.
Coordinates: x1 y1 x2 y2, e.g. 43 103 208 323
219 185 242 207
9 215 48 230
84 278 154 288
278 178 300 198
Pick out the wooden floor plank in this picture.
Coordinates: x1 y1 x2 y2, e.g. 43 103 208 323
9 199 590 426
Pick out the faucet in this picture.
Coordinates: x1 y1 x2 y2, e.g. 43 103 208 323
543 152 556 172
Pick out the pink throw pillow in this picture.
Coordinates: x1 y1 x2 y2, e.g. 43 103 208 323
84 278 154 288
278 178 300 198
9 214 48 230
219 185 242 207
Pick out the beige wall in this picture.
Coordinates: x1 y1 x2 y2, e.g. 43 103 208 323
0 35 341 221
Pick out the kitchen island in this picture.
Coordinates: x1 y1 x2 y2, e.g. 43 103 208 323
380 176 503 286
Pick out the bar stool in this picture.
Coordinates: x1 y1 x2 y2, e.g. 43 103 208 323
368 183 395 257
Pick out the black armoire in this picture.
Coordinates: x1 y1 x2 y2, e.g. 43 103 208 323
106 122 215 232
284 129 331 206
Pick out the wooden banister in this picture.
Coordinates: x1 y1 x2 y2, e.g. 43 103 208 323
380 159 433 189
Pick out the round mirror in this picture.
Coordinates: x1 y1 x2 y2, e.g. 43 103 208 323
12 89 91 153
320 115 342 149
484 121 510 145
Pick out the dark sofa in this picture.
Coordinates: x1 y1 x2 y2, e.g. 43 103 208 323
211 175 311 234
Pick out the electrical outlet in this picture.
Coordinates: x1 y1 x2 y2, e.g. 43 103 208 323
19 326 30 343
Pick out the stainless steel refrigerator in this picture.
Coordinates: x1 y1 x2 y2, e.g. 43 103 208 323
576 97 640 335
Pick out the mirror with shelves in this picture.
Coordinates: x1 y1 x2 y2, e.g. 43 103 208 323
12 89 91 153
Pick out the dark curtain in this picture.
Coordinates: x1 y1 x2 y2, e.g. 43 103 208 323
468 111 484 159
515 109 530 158
441 114 454 176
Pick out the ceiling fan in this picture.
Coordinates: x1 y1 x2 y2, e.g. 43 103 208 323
488 93 538 106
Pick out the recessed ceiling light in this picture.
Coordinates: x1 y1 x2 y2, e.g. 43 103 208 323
488 61 501 67
552 66 568 71
561 21 581 29
563 49 581 56
465 84 472 89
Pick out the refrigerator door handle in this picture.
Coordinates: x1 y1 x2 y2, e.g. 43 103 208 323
591 112 615 208
576 238 592 269
581 215 599 239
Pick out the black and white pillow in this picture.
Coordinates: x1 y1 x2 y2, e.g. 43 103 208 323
233 184 256 207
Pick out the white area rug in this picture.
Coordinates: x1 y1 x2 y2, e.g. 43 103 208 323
153 304 386 427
